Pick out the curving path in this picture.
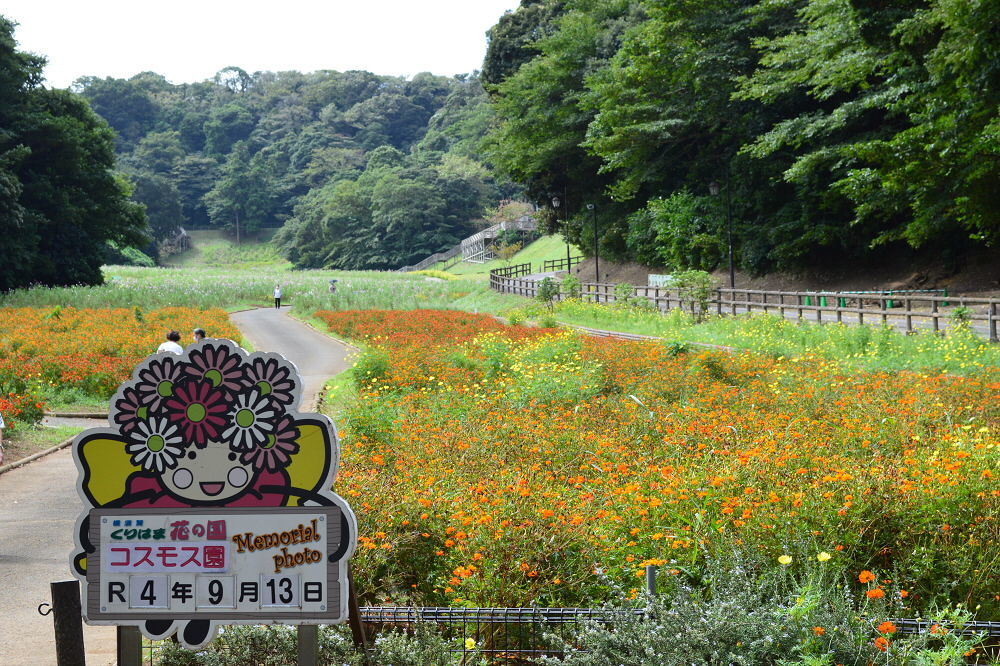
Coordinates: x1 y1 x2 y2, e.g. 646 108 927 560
0 308 352 665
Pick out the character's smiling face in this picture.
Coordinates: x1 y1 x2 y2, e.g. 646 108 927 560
161 440 254 504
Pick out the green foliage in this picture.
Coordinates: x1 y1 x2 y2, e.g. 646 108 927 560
628 191 723 271
561 274 582 299
613 281 636 306
671 270 716 320
353 347 391 390
536 276 561 309
543 556 995 666
0 18 148 291
485 0 1000 274
155 625 362 665
550 297 1000 373
71 67 506 271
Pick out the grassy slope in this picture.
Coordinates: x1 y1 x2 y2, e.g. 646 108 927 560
165 229 289 270
436 234 575 278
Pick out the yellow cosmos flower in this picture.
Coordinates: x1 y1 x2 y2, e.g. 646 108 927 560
817 551 832 562
465 638 477 650
778 554 793 565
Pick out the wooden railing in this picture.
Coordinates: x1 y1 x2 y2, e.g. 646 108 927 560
542 256 584 272
488 270 1000 342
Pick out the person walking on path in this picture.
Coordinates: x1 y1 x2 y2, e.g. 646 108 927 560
0 410 5 466
157 330 184 354
274 284 283 309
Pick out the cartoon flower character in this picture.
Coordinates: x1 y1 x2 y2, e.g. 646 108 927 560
71 340 356 648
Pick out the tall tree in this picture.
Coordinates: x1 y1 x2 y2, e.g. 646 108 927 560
1 16 147 290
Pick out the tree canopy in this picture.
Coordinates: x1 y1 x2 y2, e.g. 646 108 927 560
0 16 146 291
484 0 999 273
74 65 509 269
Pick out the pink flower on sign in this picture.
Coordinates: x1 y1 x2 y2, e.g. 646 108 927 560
186 345 245 394
242 357 296 407
114 386 147 434
165 380 228 448
241 414 299 472
136 356 184 410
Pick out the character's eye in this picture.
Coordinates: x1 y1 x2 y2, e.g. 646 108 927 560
228 467 249 488
228 452 237 461
188 450 197 460
172 468 193 489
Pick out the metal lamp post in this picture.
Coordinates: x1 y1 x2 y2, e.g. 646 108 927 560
552 196 571 271
709 180 735 290
587 203 598 283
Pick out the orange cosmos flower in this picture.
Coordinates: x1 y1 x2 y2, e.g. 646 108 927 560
813 626 826 636
867 588 886 599
874 636 890 652
877 621 897 634
859 570 876 584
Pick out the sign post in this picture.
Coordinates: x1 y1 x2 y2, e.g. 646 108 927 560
70 340 357 650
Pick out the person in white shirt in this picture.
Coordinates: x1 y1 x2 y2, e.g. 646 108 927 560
157 330 184 354
274 284 283 309
0 410 6 465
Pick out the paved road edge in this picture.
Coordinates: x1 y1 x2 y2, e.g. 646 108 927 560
0 435 75 475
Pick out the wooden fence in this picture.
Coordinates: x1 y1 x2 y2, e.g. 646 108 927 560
490 269 1000 342
542 255 584 272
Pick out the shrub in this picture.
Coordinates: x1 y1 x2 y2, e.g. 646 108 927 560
626 190 722 271
155 625 361 665
369 624 455 665
671 269 716 321
561 274 582 299
352 347 391 389
544 557 995 666
537 277 561 311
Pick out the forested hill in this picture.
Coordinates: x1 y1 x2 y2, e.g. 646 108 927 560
76 67 515 270
482 0 999 276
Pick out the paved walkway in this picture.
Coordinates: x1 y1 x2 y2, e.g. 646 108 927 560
0 309 352 664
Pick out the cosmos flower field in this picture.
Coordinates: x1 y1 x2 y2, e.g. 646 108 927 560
318 309 999 619
0 306 239 426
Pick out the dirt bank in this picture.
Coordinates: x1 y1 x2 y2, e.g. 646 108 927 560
568 247 1000 297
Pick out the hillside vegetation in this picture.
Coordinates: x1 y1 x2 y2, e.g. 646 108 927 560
73 65 516 270
484 0 1000 277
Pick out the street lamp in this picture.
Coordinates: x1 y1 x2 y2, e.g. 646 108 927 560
709 179 735 290
587 203 598 283
552 196 571 271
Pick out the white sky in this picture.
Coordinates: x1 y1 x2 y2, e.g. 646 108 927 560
2 1 521 88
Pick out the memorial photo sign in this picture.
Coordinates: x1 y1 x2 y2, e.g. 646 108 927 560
70 340 357 649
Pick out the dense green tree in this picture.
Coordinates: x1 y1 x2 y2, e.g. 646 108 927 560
1 16 147 290
129 171 183 241
130 131 185 174
204 141 271 237
203 103 255 155
71 76 159 150
171 154 218 228
482 0 567 87
740 0 1000 250
485 0 641 260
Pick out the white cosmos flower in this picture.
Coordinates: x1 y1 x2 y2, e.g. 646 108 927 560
222 390 276 451
127 417 184 473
